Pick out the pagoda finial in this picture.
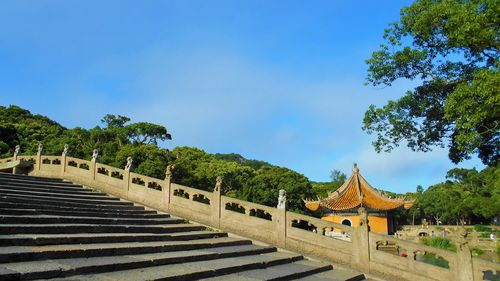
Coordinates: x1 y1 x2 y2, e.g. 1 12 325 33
353 163 359 174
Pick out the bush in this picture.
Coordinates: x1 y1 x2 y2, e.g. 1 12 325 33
421 237 457 252
474 225 493 233
420 252 449 268
471 248 484 256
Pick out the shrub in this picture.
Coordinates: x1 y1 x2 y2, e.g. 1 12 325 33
474 225 493 233
471 248 484 256
421 237 457 252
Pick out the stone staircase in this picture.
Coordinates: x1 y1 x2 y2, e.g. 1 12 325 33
0 172 366 281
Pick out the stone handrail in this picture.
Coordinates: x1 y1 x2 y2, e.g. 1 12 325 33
370 232 458 280
1 149 498 281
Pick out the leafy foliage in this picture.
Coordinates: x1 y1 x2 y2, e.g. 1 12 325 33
403 165 499 225
364 0 499 165
421 237 457 252
0 105 333 213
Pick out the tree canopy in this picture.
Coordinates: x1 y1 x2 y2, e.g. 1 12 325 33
404 165 499 225
364 0 499 166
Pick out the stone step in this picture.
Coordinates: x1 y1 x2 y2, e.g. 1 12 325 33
0 223 204 235
297 266 366 281
0 237 252 263
0 244 276 281
0 181 99 195
0 172 65 183
0 176 83 188
0 192 133 206
50 251 304 281
0 201 154 214
0 230 228 246
0 224 205 235
200 258 334 281
0 215 183 225
0 207 169 219
0 183 108 196
0 187 120 201
0 195 146 211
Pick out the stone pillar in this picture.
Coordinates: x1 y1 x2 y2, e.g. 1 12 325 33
90 149 98 181
353 207 371 272
12 145 20 174
211 176 222 228
276 189 287 248
455 226 474 281
163 164 174 211
124 157 133 194
61 144 69 176
35 143 42 175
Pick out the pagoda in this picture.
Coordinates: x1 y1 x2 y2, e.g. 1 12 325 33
305 164 413 234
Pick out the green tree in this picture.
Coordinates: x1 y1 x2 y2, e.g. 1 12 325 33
125 122 171 146
0 124 18 157
114 144 172 179
364 0 499 165
0 105 66 155
310 169 347 199
241 166 314 213
214 153 270 170
101 114 130 128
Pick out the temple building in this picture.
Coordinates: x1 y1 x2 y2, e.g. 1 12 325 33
305 164 413 234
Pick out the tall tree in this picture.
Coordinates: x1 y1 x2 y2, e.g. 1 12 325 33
364 0 499 165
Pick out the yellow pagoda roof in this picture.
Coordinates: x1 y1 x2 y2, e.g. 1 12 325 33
305 164 414 212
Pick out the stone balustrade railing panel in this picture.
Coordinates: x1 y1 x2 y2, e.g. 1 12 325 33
0 157 13 164
285 211 354 265
220 195 279 244
169 183 213 225
369 232 457 281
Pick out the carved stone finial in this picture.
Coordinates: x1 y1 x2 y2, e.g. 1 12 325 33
214 176 223 192
62 144 69 156
125 157 133 171
165 164 175 178
277 189 287 209
37 143 43 154
91 149 99 162
456 226 469 251
358 207 368 226
14 145 20 157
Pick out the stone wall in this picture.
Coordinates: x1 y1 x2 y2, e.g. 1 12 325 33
1 149 499 281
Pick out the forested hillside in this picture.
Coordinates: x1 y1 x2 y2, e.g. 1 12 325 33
0 105 498 223
0 105 343 213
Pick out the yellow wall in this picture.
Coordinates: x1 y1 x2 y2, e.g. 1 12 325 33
322 214 389 234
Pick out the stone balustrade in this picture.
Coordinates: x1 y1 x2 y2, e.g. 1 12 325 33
1 145 498 281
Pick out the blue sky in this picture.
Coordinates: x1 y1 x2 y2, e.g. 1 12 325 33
0 1 484 193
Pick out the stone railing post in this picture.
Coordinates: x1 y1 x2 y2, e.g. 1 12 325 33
90 149 98 180
164 164 174 211
124 157 133 193
35 143 42 174
455 226 474 281
12 145 20 174
211 176 222 228
276 189 287 248
61 144 69 176
353 207 370 272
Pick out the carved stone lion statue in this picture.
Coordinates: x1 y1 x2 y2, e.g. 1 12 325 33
277 189 287 209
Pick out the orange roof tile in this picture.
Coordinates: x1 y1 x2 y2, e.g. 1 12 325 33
305 164 413 212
